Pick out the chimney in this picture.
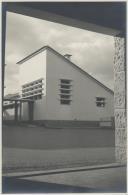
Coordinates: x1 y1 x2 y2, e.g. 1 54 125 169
64 54 72 61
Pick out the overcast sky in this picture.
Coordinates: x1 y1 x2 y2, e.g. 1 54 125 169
5 11 114 95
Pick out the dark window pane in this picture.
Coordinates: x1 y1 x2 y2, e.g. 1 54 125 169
61 100 71 105
60 90 70 94
61 79 71 84
96 97 105 101
60 95 70 99
60 85 71 89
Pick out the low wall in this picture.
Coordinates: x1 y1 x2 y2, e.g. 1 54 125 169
3 125 115 149
3 125 115 172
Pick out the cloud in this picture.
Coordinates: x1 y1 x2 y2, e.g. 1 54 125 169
5 11 114 95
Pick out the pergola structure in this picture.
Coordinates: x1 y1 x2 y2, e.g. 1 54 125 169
2 2 126 163
3 98 34 122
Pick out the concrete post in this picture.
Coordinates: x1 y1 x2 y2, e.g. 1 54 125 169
28 101 34 122
114 35 126 164
14 101 18 122
2 4 7 121
19 102 22 121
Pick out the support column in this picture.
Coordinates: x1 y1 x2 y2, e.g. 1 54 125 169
14 101 18 122
19 102 22 121
114 34 126 164
2 3 7 121
28 101 34 122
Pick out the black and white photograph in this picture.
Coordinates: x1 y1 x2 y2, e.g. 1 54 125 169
2 1 127 193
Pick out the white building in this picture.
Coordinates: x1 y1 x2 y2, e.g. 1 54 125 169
17 46 114 122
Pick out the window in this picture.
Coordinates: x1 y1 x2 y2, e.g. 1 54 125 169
60 89 71 94
22 78 44 100
60 95 70 99
60 79 71 84
59 79 72 105
96 97 105 107
60 100 71 105
60 85 71 89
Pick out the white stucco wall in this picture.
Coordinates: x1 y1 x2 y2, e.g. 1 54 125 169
46 49 114 121
19 51 47 120
19 48 114 121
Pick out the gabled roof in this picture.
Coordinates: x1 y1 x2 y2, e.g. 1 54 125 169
17 46 48 64
17 45 114 95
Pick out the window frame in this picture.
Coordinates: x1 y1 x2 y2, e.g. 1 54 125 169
59 79 72 105
96 97 106 107
22 78 44 100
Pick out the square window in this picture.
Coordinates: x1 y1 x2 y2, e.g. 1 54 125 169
96 97 105 107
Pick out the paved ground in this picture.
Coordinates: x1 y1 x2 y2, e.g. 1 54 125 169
2 166 126 193
2 177 101 193
3 147 115 173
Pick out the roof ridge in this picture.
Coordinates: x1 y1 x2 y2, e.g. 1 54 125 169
17 45 49 64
